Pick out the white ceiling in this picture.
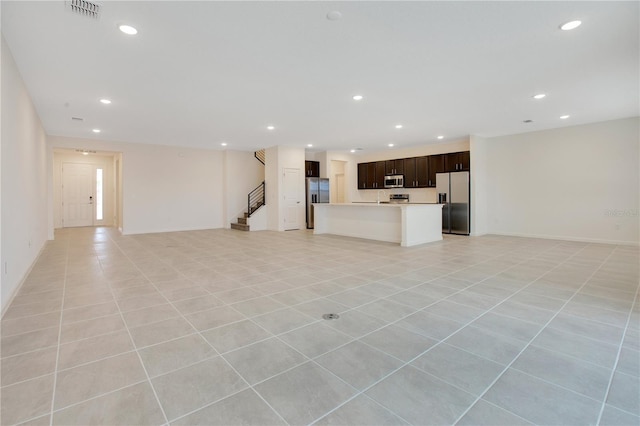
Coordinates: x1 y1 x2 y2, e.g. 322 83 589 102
2 1 638 153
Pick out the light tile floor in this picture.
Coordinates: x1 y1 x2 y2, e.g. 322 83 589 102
1 227 639 425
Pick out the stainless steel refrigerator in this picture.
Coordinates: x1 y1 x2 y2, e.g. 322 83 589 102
436 171 470 235
306 177 329 229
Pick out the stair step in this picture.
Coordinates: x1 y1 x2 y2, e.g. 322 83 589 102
231 222 250 231
238 217 247 224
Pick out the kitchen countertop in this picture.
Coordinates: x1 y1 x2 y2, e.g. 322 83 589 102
350 202 442 205
312 203 443 246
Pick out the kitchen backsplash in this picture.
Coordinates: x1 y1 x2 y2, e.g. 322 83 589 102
352 187 438 203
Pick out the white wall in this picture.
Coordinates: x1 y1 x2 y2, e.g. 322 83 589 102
1 36 49 312
265 146 279 231
115 153 123 230
470 135 489 236
48 136 225 235
52 152 116 228
223 150 264 227
485 117 639 244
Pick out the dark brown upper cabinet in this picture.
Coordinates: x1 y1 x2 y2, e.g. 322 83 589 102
428 154 446 187
374 161 386 189
403 156 429 188
444 152 470 172
357 161 388 189
385 159 404 175
357 150 469 190
403 157 417 187
415 156 430 187
305 160 320 177
357 163 368 189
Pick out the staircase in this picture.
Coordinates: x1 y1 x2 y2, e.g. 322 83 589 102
231 212 252 231
231 180 265 231
254 149 265 165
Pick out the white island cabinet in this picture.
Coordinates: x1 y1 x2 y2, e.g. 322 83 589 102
312 203 443 247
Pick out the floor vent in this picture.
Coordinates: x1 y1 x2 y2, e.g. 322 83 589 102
322 313 340 320
66 0 101 19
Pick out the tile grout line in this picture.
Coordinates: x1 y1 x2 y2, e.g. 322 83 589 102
47 234 71 426
452 244 621 425
302 240 574 425
216 236 541 385
97 246 171 425
13 229 634 426
105 231 291 426
341 243 630 419
595 279 640 425
48 379 149 417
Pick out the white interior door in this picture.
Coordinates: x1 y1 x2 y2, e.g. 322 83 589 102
283 168 300 230
63 163 94 227
335 173 345 203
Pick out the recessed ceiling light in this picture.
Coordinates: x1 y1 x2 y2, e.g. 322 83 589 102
92 129 101 133
99 99 111 104
307 144 313 147
395 124 403 129
119 24 138 35
220 142 227 146
560 115 570 119
352 95 363 101
267 125 275 130
533 94 546 100
437 135 444 140
560 20 582 31
388 143 394 147
82 152 89 156
350 149 356 153
327 11 342 21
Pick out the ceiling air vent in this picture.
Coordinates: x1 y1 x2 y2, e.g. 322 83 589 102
65 0 101 19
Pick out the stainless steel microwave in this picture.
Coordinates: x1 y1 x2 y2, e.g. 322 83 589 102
384 175 404 188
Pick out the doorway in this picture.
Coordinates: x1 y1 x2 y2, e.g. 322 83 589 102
283 167 301 230
54 150 120 229
335 174 346 203
330 160 348 204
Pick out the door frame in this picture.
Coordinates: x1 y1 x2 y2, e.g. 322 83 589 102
53 150 118 229
282 167 301 231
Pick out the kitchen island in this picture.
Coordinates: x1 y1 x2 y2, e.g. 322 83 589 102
313 203 443 247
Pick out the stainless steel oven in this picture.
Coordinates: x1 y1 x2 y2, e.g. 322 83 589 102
384 175 404 188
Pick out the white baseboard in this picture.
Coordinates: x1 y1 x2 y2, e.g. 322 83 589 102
121 225 224 236
1 243 47 318
488 231 639 246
